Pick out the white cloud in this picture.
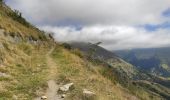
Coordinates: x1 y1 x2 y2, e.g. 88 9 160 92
41 25 170 50
7 0 170 25
6 0 170 50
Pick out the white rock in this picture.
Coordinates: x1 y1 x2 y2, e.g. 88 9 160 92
41 96 47 100
61 94 66 98
0 72 10 78
83 89 96 99
83 89 95 95
59 83 74 92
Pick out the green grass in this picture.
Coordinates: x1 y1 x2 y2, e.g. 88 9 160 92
0 4 47 40
51 47 143 100
0 40 50 99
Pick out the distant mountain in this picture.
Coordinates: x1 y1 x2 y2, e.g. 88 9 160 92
69 42 138 79
70 42 117 60
114 47 170 77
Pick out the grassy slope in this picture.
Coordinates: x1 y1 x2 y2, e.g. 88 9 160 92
51 47 164 100
0 37 164 100
0 4 46 40
0 3 166 100
0 34 50 99
0 3 49 99
51 47 137 100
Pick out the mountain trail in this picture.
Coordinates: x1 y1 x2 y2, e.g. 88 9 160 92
34 48 64 100
46 48 58 79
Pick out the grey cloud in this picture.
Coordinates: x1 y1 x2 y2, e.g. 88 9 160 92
6 0 170 50
7 0 170 25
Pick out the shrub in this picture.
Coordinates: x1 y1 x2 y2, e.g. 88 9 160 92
71 49 84 58
7 9 30 27
62 43 72 50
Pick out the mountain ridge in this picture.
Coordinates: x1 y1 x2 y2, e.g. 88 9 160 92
115 47 170 77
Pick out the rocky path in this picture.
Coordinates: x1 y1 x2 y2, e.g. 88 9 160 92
45 80 63 100
34 48 64 100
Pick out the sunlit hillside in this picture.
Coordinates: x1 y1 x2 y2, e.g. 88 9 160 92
0 2 170 100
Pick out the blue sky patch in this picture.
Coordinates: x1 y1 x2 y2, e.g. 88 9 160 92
144 22 170 31
162 8 170 17
56 19 83 30
147 8 170 31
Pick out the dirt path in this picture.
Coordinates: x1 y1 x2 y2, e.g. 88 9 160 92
45 80 62 100
46 48 58 79
34 48 63 100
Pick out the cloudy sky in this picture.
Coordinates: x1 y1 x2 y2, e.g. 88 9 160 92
6 0 170 50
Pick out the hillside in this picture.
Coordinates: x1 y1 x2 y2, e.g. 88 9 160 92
69 42 138 79
115 47 170 77
0 2 47 40
0 2 170 100
68 42 170 100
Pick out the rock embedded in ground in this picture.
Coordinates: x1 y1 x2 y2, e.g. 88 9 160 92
12 95 18 100
41 96 47 100
61 94 66 98
0 43 4 49
83 89 96 100
37 64 41 67
0 72 10 78
58 83 74 93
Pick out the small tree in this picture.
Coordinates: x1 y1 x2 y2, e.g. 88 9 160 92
10 9 30 27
